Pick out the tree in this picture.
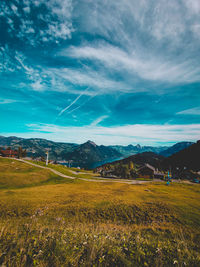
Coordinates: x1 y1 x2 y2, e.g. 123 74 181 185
129 161 134 170
17 146 23 158
22 149 27 158
17 147 27 158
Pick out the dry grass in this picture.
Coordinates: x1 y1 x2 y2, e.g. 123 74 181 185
0 157 200 266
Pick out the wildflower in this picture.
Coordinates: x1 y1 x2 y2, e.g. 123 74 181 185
38 250 43 255
156 247 161 253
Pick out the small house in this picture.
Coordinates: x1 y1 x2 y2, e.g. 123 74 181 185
0 149 18 158
138 164 155 179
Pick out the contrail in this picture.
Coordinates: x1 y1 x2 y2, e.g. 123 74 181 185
67 93 97 115
58 93 83 117
58 87 89 117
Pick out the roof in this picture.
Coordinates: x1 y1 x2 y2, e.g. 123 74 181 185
138 164 156 172
0 150 18 156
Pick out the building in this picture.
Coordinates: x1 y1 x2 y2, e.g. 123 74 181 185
138 164 155 179
138 164 165 179
0 149 18 158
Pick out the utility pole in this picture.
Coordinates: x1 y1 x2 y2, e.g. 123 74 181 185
68 160 72 168
46 151 49 166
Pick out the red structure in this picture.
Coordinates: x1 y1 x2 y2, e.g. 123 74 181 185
0 149 18 158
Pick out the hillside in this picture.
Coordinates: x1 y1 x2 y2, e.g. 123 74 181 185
64 140 122 169
96 152 165 179
162 140 200 171
0 158 200 266
102 152 165 169
0 157 68 188
0 135 78 160
160 141 194 157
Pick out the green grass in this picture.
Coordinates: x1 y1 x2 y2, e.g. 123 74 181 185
28 160 100 179
0 158 73 189
0 157 200 266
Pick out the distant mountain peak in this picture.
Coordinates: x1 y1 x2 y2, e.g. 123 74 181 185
85 140 97 147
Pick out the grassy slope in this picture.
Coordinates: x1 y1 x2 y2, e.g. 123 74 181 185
0 158 200 266
0 158 73 188
28 160 101 179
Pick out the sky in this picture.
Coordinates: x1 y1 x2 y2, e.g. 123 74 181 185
0 0 200 146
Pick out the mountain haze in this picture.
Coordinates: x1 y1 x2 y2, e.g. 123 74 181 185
109 144 168 157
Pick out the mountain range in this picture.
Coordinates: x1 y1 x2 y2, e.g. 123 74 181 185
99 141 200 178
109 144 168 157
0 135 195 169
0 136 78 160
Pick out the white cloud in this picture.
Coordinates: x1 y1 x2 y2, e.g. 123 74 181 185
76 0 200 47
183 0 200 15
31 79 44 91
2 0 200 95
65 44 200 85
2 0 74 46
53 67 130 93
177 107 200 115
0 98 18 104
15 123 200 146
90 115 109 126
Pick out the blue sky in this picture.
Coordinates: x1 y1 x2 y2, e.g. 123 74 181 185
0 0 200 145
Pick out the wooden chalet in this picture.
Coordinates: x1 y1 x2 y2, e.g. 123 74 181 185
138 163 165 179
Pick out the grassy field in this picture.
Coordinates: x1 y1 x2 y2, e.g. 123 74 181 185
28 160 101 179
0 157 200 266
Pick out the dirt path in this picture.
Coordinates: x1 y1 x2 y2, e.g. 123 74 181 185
17 159 76 179
6 158 195 185
15 158 153 184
